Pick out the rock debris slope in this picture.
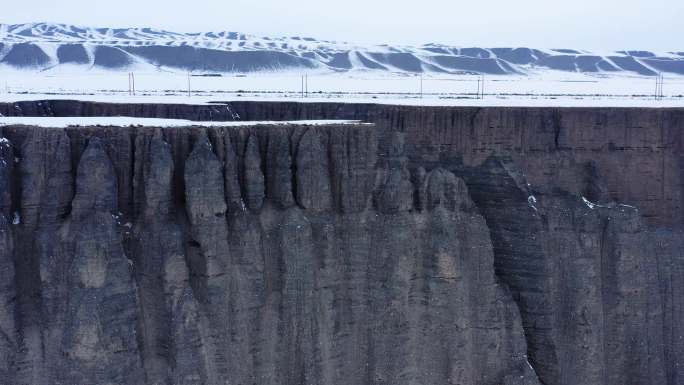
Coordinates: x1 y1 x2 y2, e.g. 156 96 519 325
0 103 682 385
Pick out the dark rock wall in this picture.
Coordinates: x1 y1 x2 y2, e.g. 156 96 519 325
0 123 540 385
1 102 682 225
0 102 682 385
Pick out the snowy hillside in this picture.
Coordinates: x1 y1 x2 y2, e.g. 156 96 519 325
1 22 683 76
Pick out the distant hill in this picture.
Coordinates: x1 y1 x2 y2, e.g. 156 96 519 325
0 22 682 76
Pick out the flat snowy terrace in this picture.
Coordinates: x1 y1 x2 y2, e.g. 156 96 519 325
1 69 683 108
0 117 367 127
1 93 683 108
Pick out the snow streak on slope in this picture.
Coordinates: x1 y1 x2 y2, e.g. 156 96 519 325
1 22 683 76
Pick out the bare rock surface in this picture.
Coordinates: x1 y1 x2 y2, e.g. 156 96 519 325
0 102 682 385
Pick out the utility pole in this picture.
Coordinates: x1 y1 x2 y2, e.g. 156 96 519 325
658 73 662 100
655 73 664 101
131 72 136 96
128 73 131 96
420 74 423 99
188 73 191 98
481 74 485 99
476 76 481 99
305 74 308 98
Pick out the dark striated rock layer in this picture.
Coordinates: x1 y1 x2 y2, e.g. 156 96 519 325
0 102 683 385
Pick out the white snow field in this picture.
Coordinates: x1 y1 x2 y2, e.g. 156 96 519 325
0 68 682 107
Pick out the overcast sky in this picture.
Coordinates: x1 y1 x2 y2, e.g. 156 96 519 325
3 0 682 51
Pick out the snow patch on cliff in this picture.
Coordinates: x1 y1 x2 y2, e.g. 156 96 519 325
0 116 367 128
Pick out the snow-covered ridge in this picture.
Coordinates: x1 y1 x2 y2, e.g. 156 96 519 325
0 22 683 76
0 22 372 53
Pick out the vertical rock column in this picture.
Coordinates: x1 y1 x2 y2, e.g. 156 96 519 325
184 133 230 298
224 132 245 212
600 207 667 385
132 134 211 385
462 157 559 384
294 127 339 385
0 137 16 384
296 128 332 211
368 132 416 385
419 168 538 385
278 207 318 385
223 130 264 385
19 129 73 384
0 137 11 219
243 134 265 212
330 125 377 213
266 128 295 209
260 128 318 384
49 138 143 384
183 132 234 383
315 124 377 384
654 228 684 385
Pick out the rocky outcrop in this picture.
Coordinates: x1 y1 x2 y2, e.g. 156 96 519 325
460 157 681 385
0 122 540 385
0 137 12 218
243 134 265 212
39 138 143 384
0 136 16 384
296 128 332 211
0 102 682 385
3 101 681 225
132 134 209 384
0 212 14 384
266 128 295 209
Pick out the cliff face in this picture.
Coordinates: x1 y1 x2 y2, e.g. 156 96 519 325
2 101 682 224
0 102 683 385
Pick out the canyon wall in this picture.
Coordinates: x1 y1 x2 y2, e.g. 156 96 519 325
0 101 683 385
